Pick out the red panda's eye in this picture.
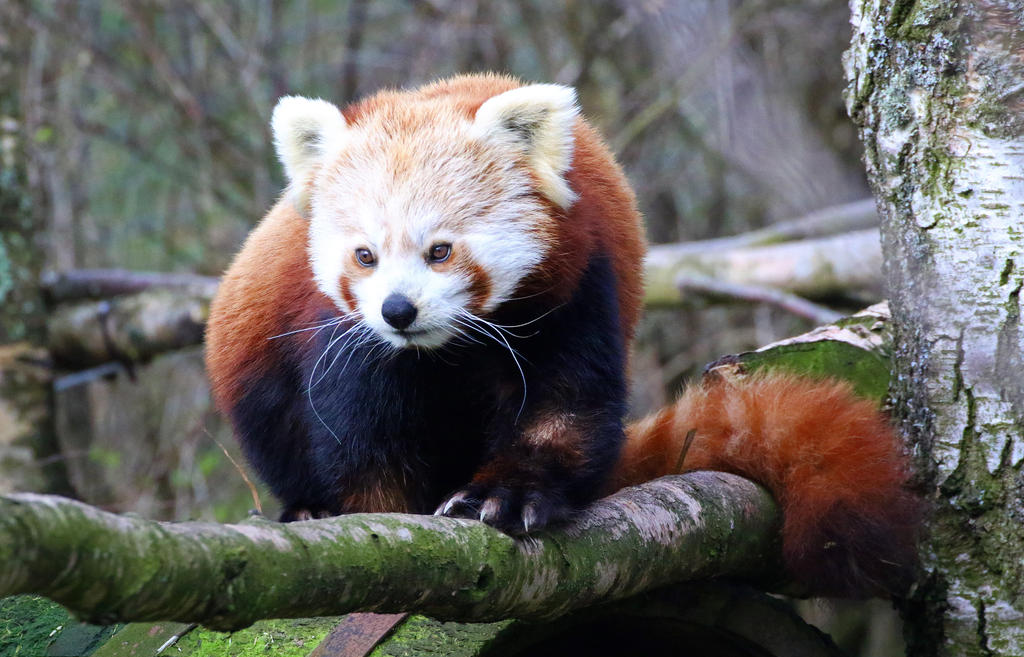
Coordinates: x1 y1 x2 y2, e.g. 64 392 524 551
428 243 452 263
355 248 376 267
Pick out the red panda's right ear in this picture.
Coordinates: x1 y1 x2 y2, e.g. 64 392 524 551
471 84 579 209
271 96 347 211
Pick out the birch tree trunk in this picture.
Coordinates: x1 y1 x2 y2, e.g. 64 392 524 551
846 2 1024 655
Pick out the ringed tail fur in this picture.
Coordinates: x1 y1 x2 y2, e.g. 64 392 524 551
612 371 920 597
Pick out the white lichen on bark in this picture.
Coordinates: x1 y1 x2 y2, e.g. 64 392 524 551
846 1 1024 655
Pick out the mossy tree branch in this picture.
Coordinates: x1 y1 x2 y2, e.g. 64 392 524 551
0 471 782 631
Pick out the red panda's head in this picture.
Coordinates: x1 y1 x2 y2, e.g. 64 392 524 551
270 83 579 349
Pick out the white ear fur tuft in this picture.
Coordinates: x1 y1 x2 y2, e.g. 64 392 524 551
472 84 580 208
271 96 347 186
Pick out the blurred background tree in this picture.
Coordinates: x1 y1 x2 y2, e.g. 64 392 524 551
0 1 902 654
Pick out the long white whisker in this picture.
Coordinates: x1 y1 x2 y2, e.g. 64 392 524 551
450 316 488 340
453 315 500 348
451 316 509 351
454 312 528 422
267 316 346 340
307 321 345 445
309 327 355 396
334 328 379 380
485 303 565 329
310 323 367 389
501 285 558 303
358 339 389 370
454 312 529 362
458 310 535 340
446 321 486 347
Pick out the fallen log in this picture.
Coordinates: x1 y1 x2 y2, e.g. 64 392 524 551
40 269 219 304
46 290 209 368
645 229 883 307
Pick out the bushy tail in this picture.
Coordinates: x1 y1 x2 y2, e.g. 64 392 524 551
612 372 920 597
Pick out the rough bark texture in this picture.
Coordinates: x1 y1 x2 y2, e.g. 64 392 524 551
0 472 782 631
846 2 1024 655
0 304 897 653
710 302 895 403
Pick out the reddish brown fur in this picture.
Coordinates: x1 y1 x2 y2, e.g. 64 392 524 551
455 259 493 313
341 477 412 514
338 275 358 311
206 204 330 410
612 372 920 597
522 411 587 464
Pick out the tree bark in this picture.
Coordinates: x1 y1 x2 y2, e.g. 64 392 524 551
0 472 782 631
674 276 843 323
846 2 1024 655
653 198 879 256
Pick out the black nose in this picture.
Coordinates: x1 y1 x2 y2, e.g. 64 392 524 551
381 293 418 330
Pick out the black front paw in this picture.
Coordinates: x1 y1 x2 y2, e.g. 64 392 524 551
435 483 572 535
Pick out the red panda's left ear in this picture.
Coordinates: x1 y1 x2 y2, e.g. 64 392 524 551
472 84 579 209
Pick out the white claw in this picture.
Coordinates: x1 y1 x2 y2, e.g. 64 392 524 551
479 497 501 523
437 492 466 516
521 504 539 534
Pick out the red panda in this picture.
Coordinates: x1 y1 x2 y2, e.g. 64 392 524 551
205 73 918 597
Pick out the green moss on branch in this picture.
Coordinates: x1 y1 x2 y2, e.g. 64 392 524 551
0 472 781 631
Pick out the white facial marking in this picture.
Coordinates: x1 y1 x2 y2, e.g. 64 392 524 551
305 98 564 349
